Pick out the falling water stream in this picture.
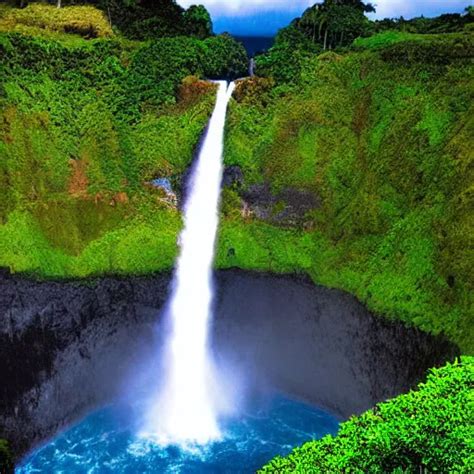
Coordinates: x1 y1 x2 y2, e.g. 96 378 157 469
18 81 340 473
143 80 236 445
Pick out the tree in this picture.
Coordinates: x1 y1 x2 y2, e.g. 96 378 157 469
183 5 213 39
95 0 186 39
298 0 375 50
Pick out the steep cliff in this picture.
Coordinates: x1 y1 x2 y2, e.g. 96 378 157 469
0 270 458 460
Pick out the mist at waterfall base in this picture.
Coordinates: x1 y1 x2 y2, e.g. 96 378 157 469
18 398 339 473
18 82 341 471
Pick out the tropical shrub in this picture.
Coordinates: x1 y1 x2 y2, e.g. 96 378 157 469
260 358 474 473
0 3 113 38
203 34 248 79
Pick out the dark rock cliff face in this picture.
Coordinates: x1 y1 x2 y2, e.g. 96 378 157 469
0 271 171 460
0 269 459 461
213 272 459 417
221 166 319 226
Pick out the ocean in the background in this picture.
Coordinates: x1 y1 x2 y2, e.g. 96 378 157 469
235 36 274 57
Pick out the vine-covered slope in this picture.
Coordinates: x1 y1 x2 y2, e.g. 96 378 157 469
220 32 474 353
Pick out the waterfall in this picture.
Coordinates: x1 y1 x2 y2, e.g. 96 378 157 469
143 81 236 446
249 58 256 77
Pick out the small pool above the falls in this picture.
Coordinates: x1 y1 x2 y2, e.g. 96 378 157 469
17 396 339 473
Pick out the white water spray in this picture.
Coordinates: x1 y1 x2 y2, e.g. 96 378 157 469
143 81 236 445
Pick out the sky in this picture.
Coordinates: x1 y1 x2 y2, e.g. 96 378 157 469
177 0 471 36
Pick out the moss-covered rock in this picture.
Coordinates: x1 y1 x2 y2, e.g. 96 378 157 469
0 3 113 38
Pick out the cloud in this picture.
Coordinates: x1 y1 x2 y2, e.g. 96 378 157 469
177 0 468 19
370 0 468 19
177 0 314 16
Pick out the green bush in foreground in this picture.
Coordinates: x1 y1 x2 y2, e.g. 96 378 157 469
260 357 474 473
0 439 13 474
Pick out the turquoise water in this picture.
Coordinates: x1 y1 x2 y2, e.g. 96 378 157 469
18 397 339 473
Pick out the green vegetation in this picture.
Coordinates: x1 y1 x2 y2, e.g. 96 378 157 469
0 3 113 38
374 7 474 35
2 0 214 40
261 357 474 473
256 3 473 82
0 4 247 278
222 31 474 353
254 0 375 83
295 0 375 50
0 3 472 472
0 439 13 474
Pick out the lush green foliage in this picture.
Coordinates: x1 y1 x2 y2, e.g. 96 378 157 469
0 439 13 474
261 357 474 473
297 0 375 50
105 0 191 40
0 3 113 38
216 219 315 274
2 0 214 40
374 8 473 35
183 5 213 40
0 17 246 278
256 5 473 84
255 0 374 82
223 33 474 353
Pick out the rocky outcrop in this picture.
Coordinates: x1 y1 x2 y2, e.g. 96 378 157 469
241 184 318 225
0 269 459 461
213 271 459 417
0 270 171 459
222 165 245 188
221 167 319 226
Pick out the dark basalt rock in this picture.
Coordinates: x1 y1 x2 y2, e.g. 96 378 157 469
213 271 459 417
242 184 319 225
222 165 244 188
0 270 459 462
0 272 171 460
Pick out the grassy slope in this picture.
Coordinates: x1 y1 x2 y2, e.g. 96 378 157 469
0 3 228 279
0 35 216 277
0 3 250 279
260 357 474 473
219 32 474 354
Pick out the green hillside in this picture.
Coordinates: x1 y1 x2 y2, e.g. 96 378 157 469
220 31 474 353
0 2 473 472
0 3 247 278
